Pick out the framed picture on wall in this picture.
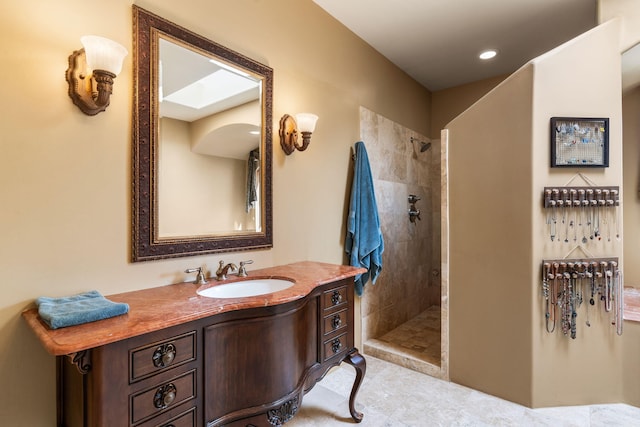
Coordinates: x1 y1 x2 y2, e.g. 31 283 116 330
550 117 609 168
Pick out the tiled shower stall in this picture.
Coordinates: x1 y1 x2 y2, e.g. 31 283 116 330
358 106 447 379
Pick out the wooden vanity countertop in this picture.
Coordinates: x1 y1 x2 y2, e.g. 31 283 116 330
22 261 366 356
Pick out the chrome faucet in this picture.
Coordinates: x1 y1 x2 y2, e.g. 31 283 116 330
237 260 254 277
216 260 238 280
185 267 208 285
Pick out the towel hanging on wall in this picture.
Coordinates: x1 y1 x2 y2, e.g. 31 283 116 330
246 148 259 212
346 141 384 296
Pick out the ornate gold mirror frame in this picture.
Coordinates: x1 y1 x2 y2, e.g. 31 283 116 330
132 6 273 261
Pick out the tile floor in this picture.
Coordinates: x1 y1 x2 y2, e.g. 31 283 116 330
364 306 444 379
376 306 442 365
289 355 640 426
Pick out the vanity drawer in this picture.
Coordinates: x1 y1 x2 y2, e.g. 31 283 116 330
323 309 347 336
136 406 196 427
323 332 348 361
131 370 196 425
322 285 348 311
130 331 196 382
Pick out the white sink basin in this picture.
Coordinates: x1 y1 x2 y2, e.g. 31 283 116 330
197 278 295 299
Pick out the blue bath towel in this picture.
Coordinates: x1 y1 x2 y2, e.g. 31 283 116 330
36 290 129 330
346 141 384 295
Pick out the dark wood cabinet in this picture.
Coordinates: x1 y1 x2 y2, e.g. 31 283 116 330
58 322 202 427
55 277 365 426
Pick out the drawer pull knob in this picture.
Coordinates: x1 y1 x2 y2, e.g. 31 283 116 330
331 338 342 354
153 383 177 409
331 290 343 305
331 315 342 329
152 343 176 368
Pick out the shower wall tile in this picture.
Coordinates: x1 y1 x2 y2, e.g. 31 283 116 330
373 150 408 183
378 115 407 155
359 106 442 342
408 155 432 187
360 108 378 145
375 181 407 242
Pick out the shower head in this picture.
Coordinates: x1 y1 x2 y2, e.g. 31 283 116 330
410 137 431 152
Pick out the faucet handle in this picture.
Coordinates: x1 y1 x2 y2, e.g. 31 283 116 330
185 267 208 285
408 208 421 223
216 261 238 280
238 260 254 277
215 260 225 275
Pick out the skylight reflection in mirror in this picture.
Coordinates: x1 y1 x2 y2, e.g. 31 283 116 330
159 38 261 122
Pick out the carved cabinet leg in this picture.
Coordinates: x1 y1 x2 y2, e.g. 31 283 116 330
343 349 366 423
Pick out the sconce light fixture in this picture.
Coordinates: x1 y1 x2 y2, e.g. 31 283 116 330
279 113 319 155
65 35 128 116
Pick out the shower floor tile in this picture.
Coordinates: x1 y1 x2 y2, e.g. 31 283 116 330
363 306 443 379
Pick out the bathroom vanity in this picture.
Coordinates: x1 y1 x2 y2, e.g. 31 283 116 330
22 262 367 427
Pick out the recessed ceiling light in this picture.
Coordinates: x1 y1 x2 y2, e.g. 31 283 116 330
479 49 497 60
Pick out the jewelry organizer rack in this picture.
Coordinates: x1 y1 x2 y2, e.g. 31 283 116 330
543 186 620 243
541 258 623 338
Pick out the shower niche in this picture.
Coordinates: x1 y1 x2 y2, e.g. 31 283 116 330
358 106 447 380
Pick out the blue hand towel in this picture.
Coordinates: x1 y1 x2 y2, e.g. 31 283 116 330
346 141 384 295
36 290 129 330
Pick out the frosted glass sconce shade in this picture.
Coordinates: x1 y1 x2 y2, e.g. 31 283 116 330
294 113 318 133
66 36 128 116
279 113 319 155
80 35 128 76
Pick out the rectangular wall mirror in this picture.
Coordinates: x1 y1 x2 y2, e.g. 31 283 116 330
132 6 273 261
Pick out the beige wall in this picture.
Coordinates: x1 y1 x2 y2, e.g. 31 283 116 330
0 0 430 425
623 88 640 284
431 74 508 140
190 100 261 152
447 19 626 407
624 319 640 407
530 19 624 408
599 0 640 52
158 118 251 236
606 0 640 407
622 85 640 408
447 65 535 406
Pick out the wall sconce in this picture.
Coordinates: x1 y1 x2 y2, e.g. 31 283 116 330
279 113 319 155
65 35 128 116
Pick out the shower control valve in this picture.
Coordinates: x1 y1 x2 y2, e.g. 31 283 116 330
409 209 421 223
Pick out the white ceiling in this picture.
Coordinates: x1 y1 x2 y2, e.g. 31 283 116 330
313 0 598 91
